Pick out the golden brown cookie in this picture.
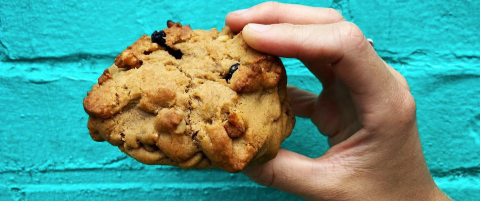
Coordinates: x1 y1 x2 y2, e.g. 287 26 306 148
83 21 295 173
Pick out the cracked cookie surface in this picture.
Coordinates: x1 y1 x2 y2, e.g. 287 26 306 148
83 22 295 173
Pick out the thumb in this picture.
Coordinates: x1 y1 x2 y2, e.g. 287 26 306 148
243 149 332 198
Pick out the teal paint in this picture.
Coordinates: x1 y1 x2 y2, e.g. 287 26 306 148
0 0 479 200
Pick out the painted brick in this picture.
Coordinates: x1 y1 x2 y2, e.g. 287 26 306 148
1 0 479 200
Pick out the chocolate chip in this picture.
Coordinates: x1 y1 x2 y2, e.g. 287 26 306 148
151 29 183 59
225 63 240 82
166 48 183 59
151 30 166 46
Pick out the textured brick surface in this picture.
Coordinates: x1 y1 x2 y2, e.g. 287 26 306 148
1 0 479 200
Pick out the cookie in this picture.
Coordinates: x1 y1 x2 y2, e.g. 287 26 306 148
83 21 295 173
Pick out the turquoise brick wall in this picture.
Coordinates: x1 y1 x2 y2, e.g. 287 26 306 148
1 0 479 200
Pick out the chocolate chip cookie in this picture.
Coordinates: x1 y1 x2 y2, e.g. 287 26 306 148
83 21 295 173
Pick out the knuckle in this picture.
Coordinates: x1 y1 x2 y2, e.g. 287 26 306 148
338 21 367 51
386 63 411 91
392 91 417 125
292 26 308 58
290 24 317 59
402 94 417 121
363 89 417 133
257 1 281 12
387 64 411 91
399 76 411 91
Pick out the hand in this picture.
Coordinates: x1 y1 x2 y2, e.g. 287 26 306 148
226 2 450 200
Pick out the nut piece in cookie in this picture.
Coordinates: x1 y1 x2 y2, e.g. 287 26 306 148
97 69 112 85
155 108 186 135
224 112 246 139
115 51 142 69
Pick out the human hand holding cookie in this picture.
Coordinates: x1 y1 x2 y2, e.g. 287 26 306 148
82 1 451 199
226 2 451 200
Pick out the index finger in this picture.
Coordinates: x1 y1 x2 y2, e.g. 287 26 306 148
226 2 344 32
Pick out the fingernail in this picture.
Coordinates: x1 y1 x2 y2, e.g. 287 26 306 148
247 23 271 32
231 9 249 15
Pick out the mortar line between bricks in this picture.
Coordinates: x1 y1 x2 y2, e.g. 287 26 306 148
1 51 480 64
0 182 265 191
2 166 480 178
430 166 480 178
0 167 179 174
0 53 116 63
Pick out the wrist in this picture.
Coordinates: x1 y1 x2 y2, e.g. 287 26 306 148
352 181 451 201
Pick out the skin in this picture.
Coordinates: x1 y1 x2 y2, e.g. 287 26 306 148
226 2 452 200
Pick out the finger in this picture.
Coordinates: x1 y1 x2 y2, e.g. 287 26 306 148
287 85 317 118
242 22 397 104
226 2 344 32
243 149 324 198
384 62 410 91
